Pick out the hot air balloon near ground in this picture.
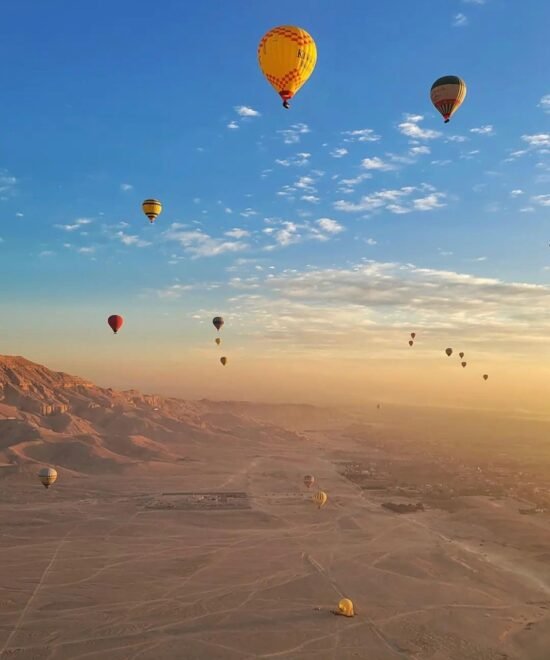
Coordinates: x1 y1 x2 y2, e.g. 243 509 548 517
445 348 453 357
461 362 467 368
142 199 162 224
38 467 57 489
483 374 489 381
312 490 327 509
258 26 317 109
108 315 124 334
220 357 227 366
304 475 314 488
336 598 355 617
213 316 224 331
430 76 467 123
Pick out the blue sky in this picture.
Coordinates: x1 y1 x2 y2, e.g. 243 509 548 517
0 0 549 407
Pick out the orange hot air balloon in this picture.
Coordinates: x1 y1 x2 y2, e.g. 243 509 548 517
304 475 314 488
483 374 489 381
430 76 467 123
408 340 414 347
108 315 124 334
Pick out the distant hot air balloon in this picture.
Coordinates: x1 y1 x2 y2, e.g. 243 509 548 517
258 26 317 109
337 598 355 617
445 348 453 357
304 475 315 489
408 340 414 347
213 317 224 331
461 361 467 368
142 199 162 224
410 332 416 339
215 337 221 346
220 357 227 366
108 315 124 334
312 490 327 509
430 76 467 123
38 467 57 489
459 352 465 359
483 374 489 381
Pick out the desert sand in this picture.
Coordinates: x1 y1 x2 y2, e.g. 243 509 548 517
1 356 550 659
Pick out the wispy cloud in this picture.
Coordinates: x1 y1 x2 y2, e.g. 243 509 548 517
55 218 93 232
120 183 133 192
361 156 395 171
317 218 344 234
0 170 18 195
234 105 261 118
277 123 310 144
470 125 495 136
532 194 550 207
522 134 550 149
227 121 239 130
330 147 349 158
453 13 468 27
342 129 381 143
164 224 249 258
398 114 442 140
510 189 524 197
240 208 258 218
334 184 446 215
150 283 195 299
275 152 310 167
462 0 485 4
77 246 95 255
116 231 151 248
538 95 550 113
225 228 251 238
301 195 320 204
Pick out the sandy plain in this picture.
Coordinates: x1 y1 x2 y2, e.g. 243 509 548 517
1 413 550 660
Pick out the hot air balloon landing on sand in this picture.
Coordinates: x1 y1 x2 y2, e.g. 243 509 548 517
333 598 355 617
142 199 162 224
38 467 57 489
312 490 327 509
108 315 124 334
303 475 315 489
430 76 467 123
258 26 317 109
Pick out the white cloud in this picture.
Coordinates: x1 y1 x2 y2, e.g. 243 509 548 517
227 121 239 130
317 218 344 234
522 134 550 148
453 13 468 27
409 146 431 156
532 195 550 207
447 135 468 143
301 195 320 204
16 212 24 217
295 176 317 192
538 95 550 114
275 152 311 167
365 238 377 245
0 171 18 195
116 231 151 247
240 208 258 217
334 184 445 215
342 129 381 143
164 224 249 258
55 218 93 232
361 156 395 171
225 228 251 238
470 125 494 136
152 283 194 299
330 148 349 158
398 114 442 140
338 173 372 193
120 183 133 192
77 247 95 254
520 207 535 213
462 0 485 4
225 207 233 214
234 106 261 118
510 189 524 197
39 250 54 257
277 123 310 144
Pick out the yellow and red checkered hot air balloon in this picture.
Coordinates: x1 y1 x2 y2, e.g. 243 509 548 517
430 76 467 123
258 26 317 109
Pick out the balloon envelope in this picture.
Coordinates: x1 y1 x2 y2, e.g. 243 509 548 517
38 467 57 489
410 332 416 339
312 490 327 508
142 199 162 223
258 26 317 107
483 374 489 380
445 348 453 357
338 598 355 617
220 357 227 366
215 338 221 346
213 316 224 331
459 352 464 359
461 362 467 368
430 76 467 123
304 475 315 488
408 340 414 346
108 315 124 334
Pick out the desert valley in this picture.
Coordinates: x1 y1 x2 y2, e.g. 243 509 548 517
0 355 549 659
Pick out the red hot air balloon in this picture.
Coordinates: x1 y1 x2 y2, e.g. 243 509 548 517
108 315 124 334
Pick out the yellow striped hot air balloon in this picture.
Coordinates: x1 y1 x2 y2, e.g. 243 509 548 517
38 467 57 489
142 199 162 224
430 76 467 123
312 490 327 509
258 26 317 109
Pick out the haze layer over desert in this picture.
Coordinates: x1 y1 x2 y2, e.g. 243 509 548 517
1 355 549 659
